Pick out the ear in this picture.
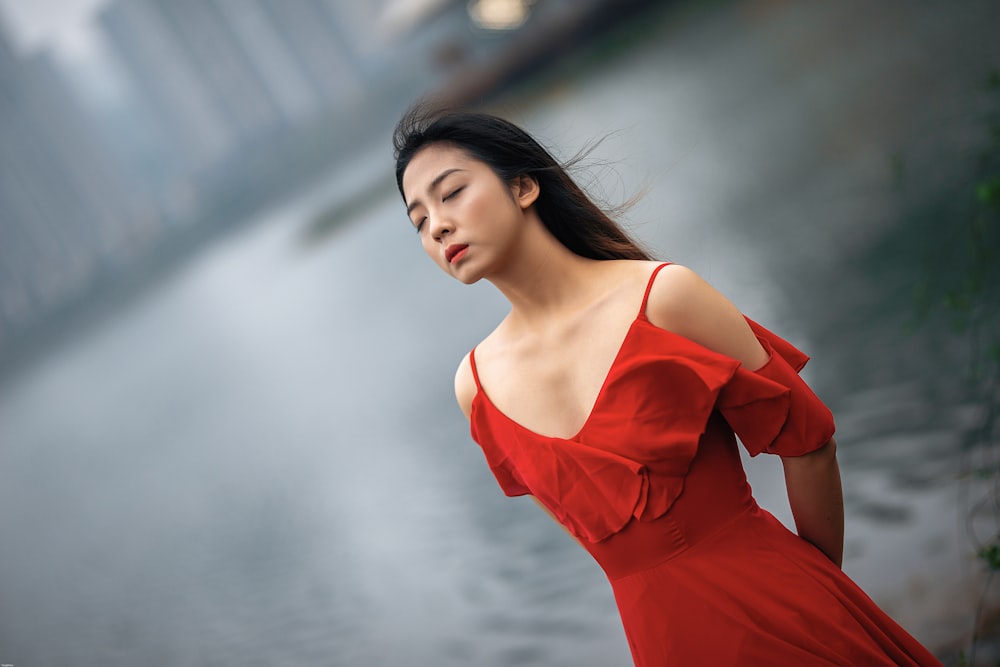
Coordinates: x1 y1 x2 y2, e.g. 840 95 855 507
510 174 540 209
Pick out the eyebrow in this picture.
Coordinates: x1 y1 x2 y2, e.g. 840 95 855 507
406 168 465 216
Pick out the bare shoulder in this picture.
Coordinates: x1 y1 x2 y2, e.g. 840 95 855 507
644 263 712 317
645 263 769 369
454 351 477 420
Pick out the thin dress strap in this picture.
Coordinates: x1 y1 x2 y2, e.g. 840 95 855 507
637 262 672 321
468 347 484 392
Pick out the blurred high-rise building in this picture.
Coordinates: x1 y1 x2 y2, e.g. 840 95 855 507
99 0 237 174
97 0 372 178
0 22 141 350
257 0 363 108
212 0 325 124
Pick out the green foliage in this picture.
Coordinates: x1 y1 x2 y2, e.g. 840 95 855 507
975 178 1000 206
980 540 1000 572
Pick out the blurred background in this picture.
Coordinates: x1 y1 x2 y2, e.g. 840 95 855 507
0 0 998 665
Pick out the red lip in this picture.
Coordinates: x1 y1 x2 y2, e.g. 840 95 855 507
445 243 469 264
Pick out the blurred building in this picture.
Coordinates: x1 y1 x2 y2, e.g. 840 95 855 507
97 0 374 178
0 23 142 349
99 0 239 175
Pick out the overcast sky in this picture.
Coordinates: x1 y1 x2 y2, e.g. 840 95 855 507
0 0 109 61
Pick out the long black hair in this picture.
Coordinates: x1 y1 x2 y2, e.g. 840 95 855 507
393 105 651 261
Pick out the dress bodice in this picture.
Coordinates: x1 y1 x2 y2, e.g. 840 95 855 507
469 310 835 546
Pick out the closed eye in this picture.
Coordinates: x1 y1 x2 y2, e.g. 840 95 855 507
443 186 464 201
414 217 426 233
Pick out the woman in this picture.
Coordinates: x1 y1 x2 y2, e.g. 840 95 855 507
394 108 943 666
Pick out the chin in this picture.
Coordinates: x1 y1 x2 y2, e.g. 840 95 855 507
447 263 484 285
455 271 482 285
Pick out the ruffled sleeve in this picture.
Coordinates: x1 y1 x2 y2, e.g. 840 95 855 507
718 318 836 457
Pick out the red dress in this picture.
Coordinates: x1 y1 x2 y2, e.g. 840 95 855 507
468 263 943 666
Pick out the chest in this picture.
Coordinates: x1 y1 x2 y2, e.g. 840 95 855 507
478 311 639 440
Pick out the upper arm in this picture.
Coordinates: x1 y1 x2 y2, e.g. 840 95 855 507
455 352 476 420
644 264 770 370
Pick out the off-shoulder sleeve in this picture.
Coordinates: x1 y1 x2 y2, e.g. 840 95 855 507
718 318 836 457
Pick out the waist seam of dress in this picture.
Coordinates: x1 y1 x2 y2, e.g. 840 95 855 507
607 500 759 581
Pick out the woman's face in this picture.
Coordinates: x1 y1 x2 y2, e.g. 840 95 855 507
401 143 532 284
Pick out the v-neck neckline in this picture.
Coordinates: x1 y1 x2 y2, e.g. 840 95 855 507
468 262 672 441
471 315 651 441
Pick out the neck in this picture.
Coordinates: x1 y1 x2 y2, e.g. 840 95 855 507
487 213 605 325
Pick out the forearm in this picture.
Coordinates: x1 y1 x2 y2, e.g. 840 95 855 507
781 438 844 567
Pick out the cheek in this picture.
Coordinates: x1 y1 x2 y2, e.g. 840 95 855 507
421 235 442 262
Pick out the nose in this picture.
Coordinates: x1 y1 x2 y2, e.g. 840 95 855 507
429 213 454 242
